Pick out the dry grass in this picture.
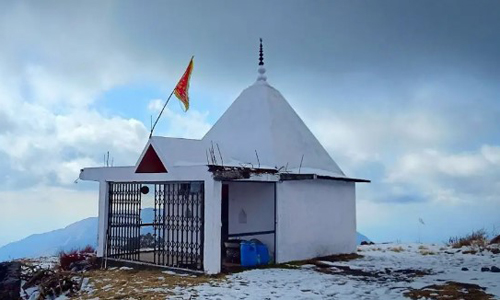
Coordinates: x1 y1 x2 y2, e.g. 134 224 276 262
419 250 436 256
447 229 489 248
389 246 405 253
418 245 428 250
404 281 495 300
74 268 220 299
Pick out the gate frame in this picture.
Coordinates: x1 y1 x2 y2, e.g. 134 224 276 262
105 180 205 272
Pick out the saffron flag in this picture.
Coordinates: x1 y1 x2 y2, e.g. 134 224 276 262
173 56 194 111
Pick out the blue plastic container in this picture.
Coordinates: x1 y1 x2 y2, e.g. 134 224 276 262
240 241 258 267
256 244 270 265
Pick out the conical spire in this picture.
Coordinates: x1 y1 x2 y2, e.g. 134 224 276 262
257 38 267 82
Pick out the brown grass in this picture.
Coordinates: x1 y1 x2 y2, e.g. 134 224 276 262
447 229 489 248
389 246 405 253
74 268 220 299
404 281 495 300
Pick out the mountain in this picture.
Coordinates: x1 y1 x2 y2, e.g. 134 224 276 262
0 209 370 261
0 208 157 262
0 217 98 262
357 232 371 244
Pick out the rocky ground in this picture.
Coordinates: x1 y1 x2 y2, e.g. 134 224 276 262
3 243 499 300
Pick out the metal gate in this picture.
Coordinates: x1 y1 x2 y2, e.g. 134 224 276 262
106 182 204 271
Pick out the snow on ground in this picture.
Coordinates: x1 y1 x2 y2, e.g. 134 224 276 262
69 243 500 299
168 243 499 300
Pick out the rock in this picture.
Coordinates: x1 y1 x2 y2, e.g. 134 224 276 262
491 266 500 273
489 248 500 255
69 260 92 272
490 235 500 245
481 267 490 272
0 261 21 300
461 267 468 271
360 241 374 245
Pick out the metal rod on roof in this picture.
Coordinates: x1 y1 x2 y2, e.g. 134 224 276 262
149 89 175 138
216 143 224 167
299 154 304 174
255 150 261 168
210 141 217 165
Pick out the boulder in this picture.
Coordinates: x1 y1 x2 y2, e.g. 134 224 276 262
481 267 490 272
461 267 468 271
491 266 500 273
0 261 21 300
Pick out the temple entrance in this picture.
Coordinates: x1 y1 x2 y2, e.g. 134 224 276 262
220 181 276 270
106 181 204 271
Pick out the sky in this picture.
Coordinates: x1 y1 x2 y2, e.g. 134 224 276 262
1 0 500 247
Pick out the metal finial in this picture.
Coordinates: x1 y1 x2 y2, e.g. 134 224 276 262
257 38 267 82
259 38 264 66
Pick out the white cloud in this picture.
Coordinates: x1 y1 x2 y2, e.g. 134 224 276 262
0 1 499 246
148 99 164 113
152 107 211 139
482 145 500 165
385 145 500 205
302 108 450 178
387 146 500 182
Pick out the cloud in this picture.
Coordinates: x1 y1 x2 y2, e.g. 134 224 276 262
148 99 164 113
0 0 499 245
158 107 211 139
307 110 450 167
385 145 500 204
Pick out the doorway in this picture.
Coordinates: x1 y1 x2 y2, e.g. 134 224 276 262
106 181 205 271
220 181 276 269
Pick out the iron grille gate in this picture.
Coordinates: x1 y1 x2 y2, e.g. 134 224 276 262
106 182 204 271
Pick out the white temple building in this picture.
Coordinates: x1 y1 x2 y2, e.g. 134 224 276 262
79 42 369 274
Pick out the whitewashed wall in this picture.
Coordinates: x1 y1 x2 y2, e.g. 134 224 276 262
227 182 274 234
276 180 356 263
226 182 275 256
96 181 108 257
204 179 221 274
83 165 222 274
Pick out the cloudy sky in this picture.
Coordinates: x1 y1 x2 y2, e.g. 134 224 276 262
1 0 499 247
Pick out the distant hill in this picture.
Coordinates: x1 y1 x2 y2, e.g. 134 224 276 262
0 217 98 262
0 208 157 262
0 208 370 261
357 232 371 244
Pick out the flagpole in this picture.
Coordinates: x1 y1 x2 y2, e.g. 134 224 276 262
149 89 175 138
149 56 193 138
